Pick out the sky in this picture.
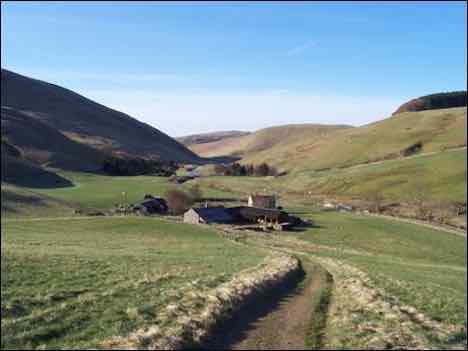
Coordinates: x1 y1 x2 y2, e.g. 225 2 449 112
1 1 467 136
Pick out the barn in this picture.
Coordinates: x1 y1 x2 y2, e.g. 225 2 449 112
183 207 236 224
183 205 301 230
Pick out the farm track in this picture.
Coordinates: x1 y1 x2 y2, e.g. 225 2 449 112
328 146 467 173
203 265 320 350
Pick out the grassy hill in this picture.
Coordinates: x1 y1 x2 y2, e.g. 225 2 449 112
177 130 251 146
190 107 466 173
189 123 352 158
1 184 76 218
2 107 105 171
195 148 465 202
241 107 467 172
1 69 201 164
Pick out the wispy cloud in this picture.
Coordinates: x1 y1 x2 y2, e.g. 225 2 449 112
286 40 317 57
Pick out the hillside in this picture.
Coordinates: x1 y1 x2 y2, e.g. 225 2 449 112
2 106 105 171
240 107 467 172
189 124 352 158
1 69 201 164
177 130 251 146
393 91 467 115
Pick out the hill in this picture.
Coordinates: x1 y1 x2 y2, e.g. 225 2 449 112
189 124 352 158
2 106 105 171
1 69 201 164
177 130 251 146
239 107 467 172
393 91 467 115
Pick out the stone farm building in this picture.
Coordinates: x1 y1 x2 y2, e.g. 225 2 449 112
183 207 237 224
183 206 301 230
248 194 276 209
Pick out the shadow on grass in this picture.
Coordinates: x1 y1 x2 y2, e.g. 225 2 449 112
288 221 324 233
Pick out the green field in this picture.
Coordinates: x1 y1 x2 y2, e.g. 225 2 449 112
1 171 239 218
2 145 466 349
285 210 467 326
1 217 267 349
194 148 467 205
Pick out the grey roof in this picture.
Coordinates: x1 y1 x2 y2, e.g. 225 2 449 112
190 207 236 223
141 198 167 206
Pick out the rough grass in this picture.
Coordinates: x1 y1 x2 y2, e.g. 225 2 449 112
1 184 76 218
303 262 333 349
1 217 267 349
243 107 467 171
195 148 467 205
287 210 467 326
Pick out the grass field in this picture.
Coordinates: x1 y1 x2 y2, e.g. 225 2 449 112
194 148 467 205
286 210 467 326
2 171 240 218
1 135 466 348
1 217 268 349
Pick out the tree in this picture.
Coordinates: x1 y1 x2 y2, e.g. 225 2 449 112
165 188 194 214
254 163 270 177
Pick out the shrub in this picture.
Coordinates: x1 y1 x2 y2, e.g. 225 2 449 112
165 188 194 215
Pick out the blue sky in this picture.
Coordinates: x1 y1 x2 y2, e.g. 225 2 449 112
2 1 466 136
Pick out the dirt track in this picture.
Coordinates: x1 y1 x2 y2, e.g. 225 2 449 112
203 268 321 350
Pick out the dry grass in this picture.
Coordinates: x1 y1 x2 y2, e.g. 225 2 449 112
101 254 301 350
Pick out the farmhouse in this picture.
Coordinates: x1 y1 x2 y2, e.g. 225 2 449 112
247 194 276 208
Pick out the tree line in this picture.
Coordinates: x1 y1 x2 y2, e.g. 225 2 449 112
101 155 177 176
214 162 278 177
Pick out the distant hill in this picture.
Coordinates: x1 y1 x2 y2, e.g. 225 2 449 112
177 130 251 146
189 124 352 158
393 91 467 115
190 107 466 173
241 107 467 171
1 69 201 165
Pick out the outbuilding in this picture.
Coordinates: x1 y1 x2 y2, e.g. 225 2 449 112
183 207 236 224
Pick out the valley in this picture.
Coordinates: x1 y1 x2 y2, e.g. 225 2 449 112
1 72 466 349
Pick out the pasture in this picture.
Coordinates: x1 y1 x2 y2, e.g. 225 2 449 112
287 210 467 326
1 217 267 349
194 148 467 205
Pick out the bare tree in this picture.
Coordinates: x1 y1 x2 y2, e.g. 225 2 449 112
165 188 194 215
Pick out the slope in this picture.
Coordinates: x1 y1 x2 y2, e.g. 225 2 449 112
1 69 201 164
2 106 105 171
177 131 251 146
189 124 352 158
242 107 467 171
